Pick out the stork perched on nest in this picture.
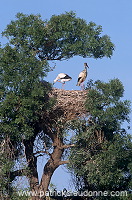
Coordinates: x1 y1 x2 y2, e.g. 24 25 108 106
76 63 89 90
53 73 72 89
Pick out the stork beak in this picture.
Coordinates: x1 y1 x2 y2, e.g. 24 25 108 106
86 64 89 68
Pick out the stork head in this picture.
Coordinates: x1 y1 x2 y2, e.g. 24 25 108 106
53 74 60 84
53 79 57 84
84 63 89 68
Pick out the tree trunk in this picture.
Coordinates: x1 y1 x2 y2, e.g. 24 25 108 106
24 129 66 200
40 145 64 193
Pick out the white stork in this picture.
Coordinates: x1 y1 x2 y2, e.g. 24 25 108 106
76 63 89 90
53 73 72 89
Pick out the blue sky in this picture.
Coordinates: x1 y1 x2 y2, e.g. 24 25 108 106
1 0 132 190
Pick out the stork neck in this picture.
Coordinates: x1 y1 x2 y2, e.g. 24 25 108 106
85 66 87 71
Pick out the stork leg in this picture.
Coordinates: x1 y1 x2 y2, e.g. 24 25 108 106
62 82 65 89
81 82 85 90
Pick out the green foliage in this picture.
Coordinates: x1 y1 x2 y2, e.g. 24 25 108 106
0 44 53 141
85 79 130 135
0 158 12 196
68 79 132 197
0 142 14 198
2 12 114 60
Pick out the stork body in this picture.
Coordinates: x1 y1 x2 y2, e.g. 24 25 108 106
53 73 72 89
76 63 89 90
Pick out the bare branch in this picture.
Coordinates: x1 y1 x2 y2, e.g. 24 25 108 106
60 144 75 149
59 160 69 165
10 169 28 181
34 150 51 157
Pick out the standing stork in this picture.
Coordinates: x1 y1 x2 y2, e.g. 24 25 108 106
53 73 72 89
76 63 89 90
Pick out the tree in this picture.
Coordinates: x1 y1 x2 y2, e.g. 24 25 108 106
0 12 114 199
68 79 132 199
2 12 114 60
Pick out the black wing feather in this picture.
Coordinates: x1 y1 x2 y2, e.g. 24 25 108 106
60 74 72 80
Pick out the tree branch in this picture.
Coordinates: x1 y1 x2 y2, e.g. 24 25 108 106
10 169 28 181
59 160 69 165
60 144 75 149
34 150 51 157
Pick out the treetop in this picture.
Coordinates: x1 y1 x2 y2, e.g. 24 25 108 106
2 11 115 61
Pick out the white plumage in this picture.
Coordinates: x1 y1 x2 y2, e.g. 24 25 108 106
76 63 89 89
53 73 72 88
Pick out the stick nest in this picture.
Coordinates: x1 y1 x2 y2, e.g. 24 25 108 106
48 88 88 122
